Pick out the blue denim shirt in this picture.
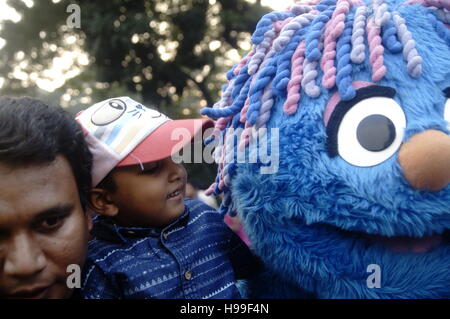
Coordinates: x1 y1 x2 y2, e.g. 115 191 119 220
81 199 254 299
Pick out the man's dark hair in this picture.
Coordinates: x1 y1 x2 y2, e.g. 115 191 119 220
0 96 93 210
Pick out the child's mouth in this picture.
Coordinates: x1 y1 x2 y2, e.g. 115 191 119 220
167 188 182 200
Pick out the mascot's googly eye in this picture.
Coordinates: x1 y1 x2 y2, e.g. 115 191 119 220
444 88 450 130
91 99 127 126
445 99 450 129
337 96 406 167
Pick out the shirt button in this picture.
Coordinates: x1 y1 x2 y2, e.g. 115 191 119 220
163 232 168 240
184 271 192 280
127 231 135 235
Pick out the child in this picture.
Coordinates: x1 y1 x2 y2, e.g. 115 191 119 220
77 97 256 299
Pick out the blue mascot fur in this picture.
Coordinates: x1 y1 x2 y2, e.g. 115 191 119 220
201 0 450 298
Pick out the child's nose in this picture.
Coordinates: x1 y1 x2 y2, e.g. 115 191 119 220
166 157 187 182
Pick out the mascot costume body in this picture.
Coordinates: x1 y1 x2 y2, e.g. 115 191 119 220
201 0 450 298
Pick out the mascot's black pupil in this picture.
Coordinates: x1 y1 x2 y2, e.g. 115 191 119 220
109 101 124 110
356 114 396 152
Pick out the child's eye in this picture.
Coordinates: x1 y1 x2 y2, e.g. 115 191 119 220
143 168 158 174
142 162 161 174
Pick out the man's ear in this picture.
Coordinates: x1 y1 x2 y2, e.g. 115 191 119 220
89 188 119 217
86 209 93 233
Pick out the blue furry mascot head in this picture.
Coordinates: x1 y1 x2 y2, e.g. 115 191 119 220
201 0 450 298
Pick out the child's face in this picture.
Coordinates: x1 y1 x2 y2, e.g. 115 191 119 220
108 157 187 228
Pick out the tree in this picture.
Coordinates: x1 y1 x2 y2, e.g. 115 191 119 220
0 0 270 115
0 0 271 186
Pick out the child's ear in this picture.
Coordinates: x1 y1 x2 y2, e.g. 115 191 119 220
89 188 119 217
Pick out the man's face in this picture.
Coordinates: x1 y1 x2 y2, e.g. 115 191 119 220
0 155 91 299
108 157 187 228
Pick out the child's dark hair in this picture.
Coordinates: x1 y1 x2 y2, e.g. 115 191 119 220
0 96 93 211
97 172 117 193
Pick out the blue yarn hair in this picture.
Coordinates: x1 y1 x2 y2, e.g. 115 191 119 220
305 6 336 61
336 14 355 100
201 0 450 299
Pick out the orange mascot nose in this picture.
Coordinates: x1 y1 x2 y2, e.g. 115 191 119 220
398 130 450 191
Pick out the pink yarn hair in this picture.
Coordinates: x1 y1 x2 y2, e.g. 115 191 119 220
236 16 296 149
367 17 387 81
238 122 252 151
217 133 228 191
321 0 352 89
283 41 306 115
275 17 294 32
240 97 251 123
210 116 232 143
234 49 255 76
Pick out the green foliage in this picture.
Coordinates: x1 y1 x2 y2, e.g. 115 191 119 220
0 0 270 185
0 0 270 111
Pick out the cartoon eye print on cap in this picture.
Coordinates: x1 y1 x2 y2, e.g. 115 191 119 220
444 87 450 130
325 85 406 167
91 99 127 126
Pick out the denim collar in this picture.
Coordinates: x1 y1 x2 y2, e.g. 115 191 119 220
92 205 190 244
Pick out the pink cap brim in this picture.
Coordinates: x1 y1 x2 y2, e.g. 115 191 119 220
117 118 213 167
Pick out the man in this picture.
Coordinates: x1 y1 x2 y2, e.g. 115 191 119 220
0 97 93 299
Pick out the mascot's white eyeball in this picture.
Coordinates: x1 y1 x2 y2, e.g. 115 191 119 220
91 99 127 126
444 97 450 130
443 87 450 130
337 96 406 167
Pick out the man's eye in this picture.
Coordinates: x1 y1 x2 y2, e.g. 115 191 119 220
0 228 9 241
38 215 66 231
